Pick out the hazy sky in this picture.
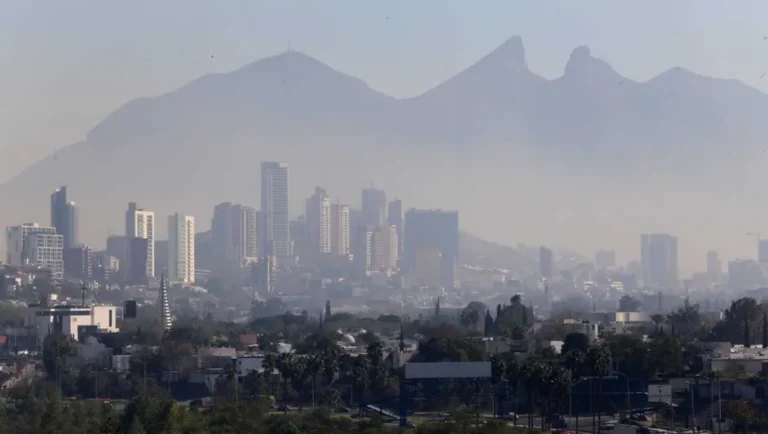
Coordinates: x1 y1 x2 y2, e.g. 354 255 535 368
3 1 768 183
4 1 768 273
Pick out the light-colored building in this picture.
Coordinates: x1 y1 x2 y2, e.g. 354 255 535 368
330 204 350 255
26 303 119 344
406 248 442 288
168 214 195 284
125 202 155 278
26 233 64 279
353 226 373 277
260 161 290 258
306 187 331 254
371 225 398 271
211 202 258 268
6 223 57 267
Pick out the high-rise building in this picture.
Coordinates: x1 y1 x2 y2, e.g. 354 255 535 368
330 204 350 255
125 202 155 278
594 249 616 269
106 235 128 267
260 161 289 258
305 187 331 254
127 237 149 285
50 186 78 249
640 233 678 286
706 251 721 283
728 259 764 290
26 233 64 278
539 246 554 278
159 274 172 331
168 214 195 284
403 209 459 289
251 254 277 293
64 245 94 281
6 223 58 267
361 188 387 228
388 199 403 255
759 240 768 266
371 225 398 270
211 202 258 268
353 225 373 277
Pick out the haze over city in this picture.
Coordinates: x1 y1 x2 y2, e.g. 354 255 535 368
10 4 768 432
5 1 768 273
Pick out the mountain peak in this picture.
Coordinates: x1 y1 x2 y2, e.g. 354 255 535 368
478 36 527 72
563 45 621 81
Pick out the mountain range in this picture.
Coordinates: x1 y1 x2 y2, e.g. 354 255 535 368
2 36 767 248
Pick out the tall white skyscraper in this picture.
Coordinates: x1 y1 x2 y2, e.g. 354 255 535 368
261 161 289 258
125 202 155 278
331 204 350 255
168 213 195 284
306 187 331 254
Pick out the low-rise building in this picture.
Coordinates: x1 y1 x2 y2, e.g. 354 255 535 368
25 303 119 343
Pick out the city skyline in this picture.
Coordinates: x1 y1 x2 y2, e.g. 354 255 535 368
9 171 768 282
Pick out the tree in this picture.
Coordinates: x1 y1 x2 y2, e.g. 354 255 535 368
484 310 494 337
586 346 612 430
650 314 665 334
562 332 590 354
459 308 480 331
763 312 768 349
276 353 297 410
324 300 331 319
42 333 74 389
257 333 279 353
434 297 440 317
745 316 751 348
713 297 762 344
724 400 756 433
305 353 324 408
666 303 701 335
564 350 586 380
618 295 641 312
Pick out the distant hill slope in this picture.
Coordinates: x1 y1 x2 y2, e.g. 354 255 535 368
459 232 589 273
2 36 767 245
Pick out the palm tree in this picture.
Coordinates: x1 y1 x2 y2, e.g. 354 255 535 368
305 352 324 408
503 357 522 426
666 303 701 335
366 341 384 369
261 353 277 396
549 366 574 428
290 358 310 411
586 346 612 431
351 357 370 408
276 353 297 411
564 350 586 380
